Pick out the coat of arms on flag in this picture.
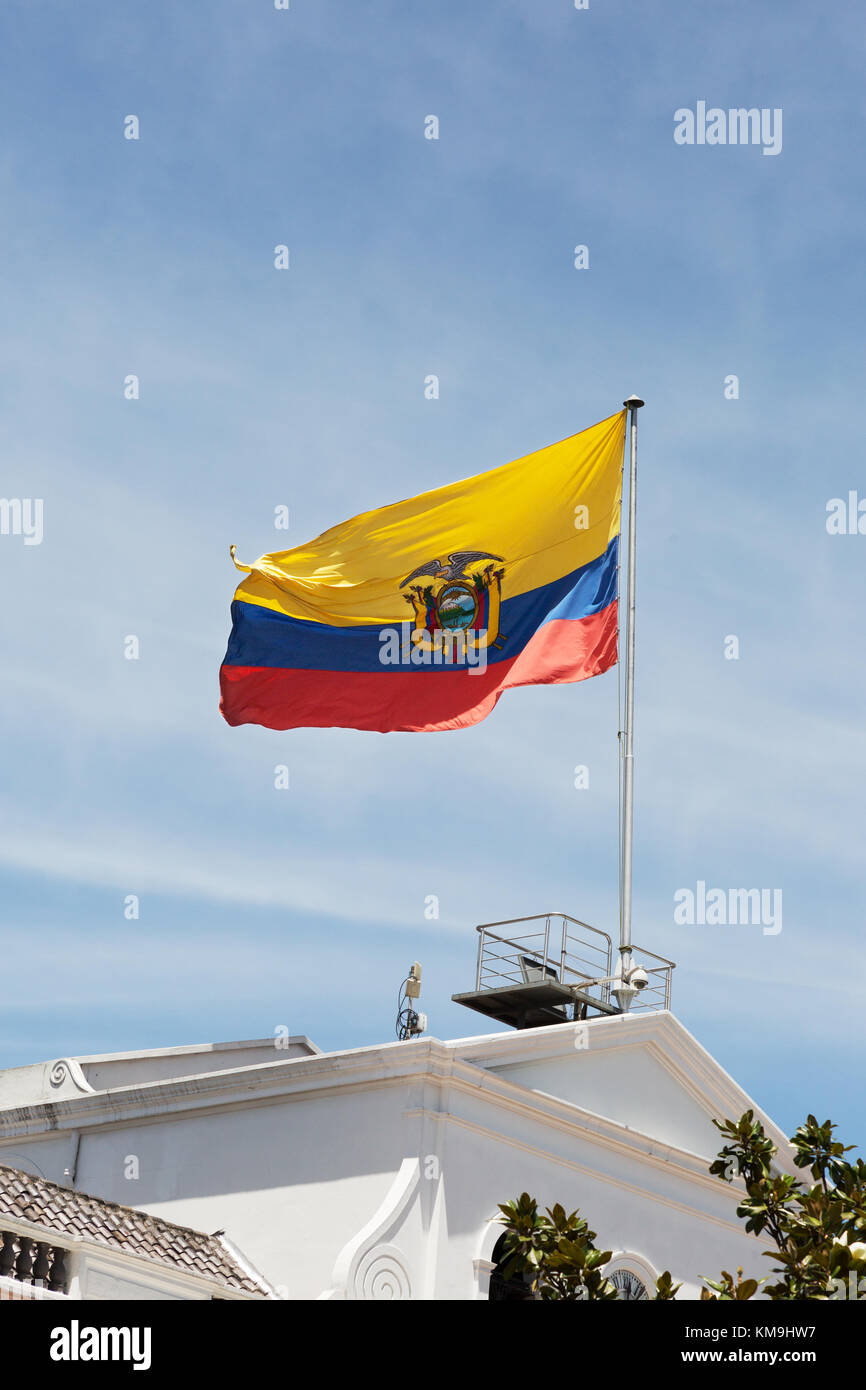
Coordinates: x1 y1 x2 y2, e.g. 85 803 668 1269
400 550 505 655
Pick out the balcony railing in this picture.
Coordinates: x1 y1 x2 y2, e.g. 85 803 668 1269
0 1231 70 1297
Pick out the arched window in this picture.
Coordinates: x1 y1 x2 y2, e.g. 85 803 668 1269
488 1232 535 1301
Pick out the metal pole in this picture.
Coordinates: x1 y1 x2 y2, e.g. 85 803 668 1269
619 395 644 975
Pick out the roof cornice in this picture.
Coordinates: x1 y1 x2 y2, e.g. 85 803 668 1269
0 1014 792 1171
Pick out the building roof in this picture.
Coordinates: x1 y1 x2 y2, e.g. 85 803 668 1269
0 1014 794 1180
0 1164 268 1297
0 1036 321 1108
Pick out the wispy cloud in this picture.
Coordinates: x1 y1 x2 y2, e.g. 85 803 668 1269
0 0 861 1140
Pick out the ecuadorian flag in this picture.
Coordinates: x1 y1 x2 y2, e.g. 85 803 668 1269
220 409 625 733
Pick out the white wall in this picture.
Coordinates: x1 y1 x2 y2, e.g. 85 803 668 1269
71 1087 408 1298
488 1047 724 1157
0 1021 782 1300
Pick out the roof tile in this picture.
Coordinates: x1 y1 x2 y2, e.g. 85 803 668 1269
0 1165 265 1297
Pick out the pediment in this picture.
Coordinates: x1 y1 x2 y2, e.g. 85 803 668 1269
451 1012 789 1162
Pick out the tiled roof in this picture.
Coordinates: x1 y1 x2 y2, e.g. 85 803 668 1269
0 1165 267 1297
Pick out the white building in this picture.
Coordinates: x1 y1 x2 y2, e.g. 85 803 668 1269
0 915 789 1303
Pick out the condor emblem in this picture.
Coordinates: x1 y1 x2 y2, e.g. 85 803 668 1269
399 550 506 655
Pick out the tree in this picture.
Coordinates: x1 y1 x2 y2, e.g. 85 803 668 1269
495 1111 866 1300
494 1193 619 1300
704 1110 866 1300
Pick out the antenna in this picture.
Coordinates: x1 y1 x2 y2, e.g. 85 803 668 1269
396 962 427 1040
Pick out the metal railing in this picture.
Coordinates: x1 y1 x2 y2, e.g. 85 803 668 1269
628 943 676 1013
475 913 613 1008
473 913 674 1015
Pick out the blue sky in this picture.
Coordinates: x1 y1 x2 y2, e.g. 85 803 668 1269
0 0 863 1149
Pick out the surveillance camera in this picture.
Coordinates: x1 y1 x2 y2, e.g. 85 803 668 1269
628 966 649 991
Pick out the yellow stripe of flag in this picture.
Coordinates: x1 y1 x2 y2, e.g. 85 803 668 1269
233 409 626 627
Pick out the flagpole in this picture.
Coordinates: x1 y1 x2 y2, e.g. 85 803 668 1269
618 394 644 1005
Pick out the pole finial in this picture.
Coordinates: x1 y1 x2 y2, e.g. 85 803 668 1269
623 394 645 409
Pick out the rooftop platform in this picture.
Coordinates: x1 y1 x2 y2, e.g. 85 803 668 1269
452 913 674 1030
